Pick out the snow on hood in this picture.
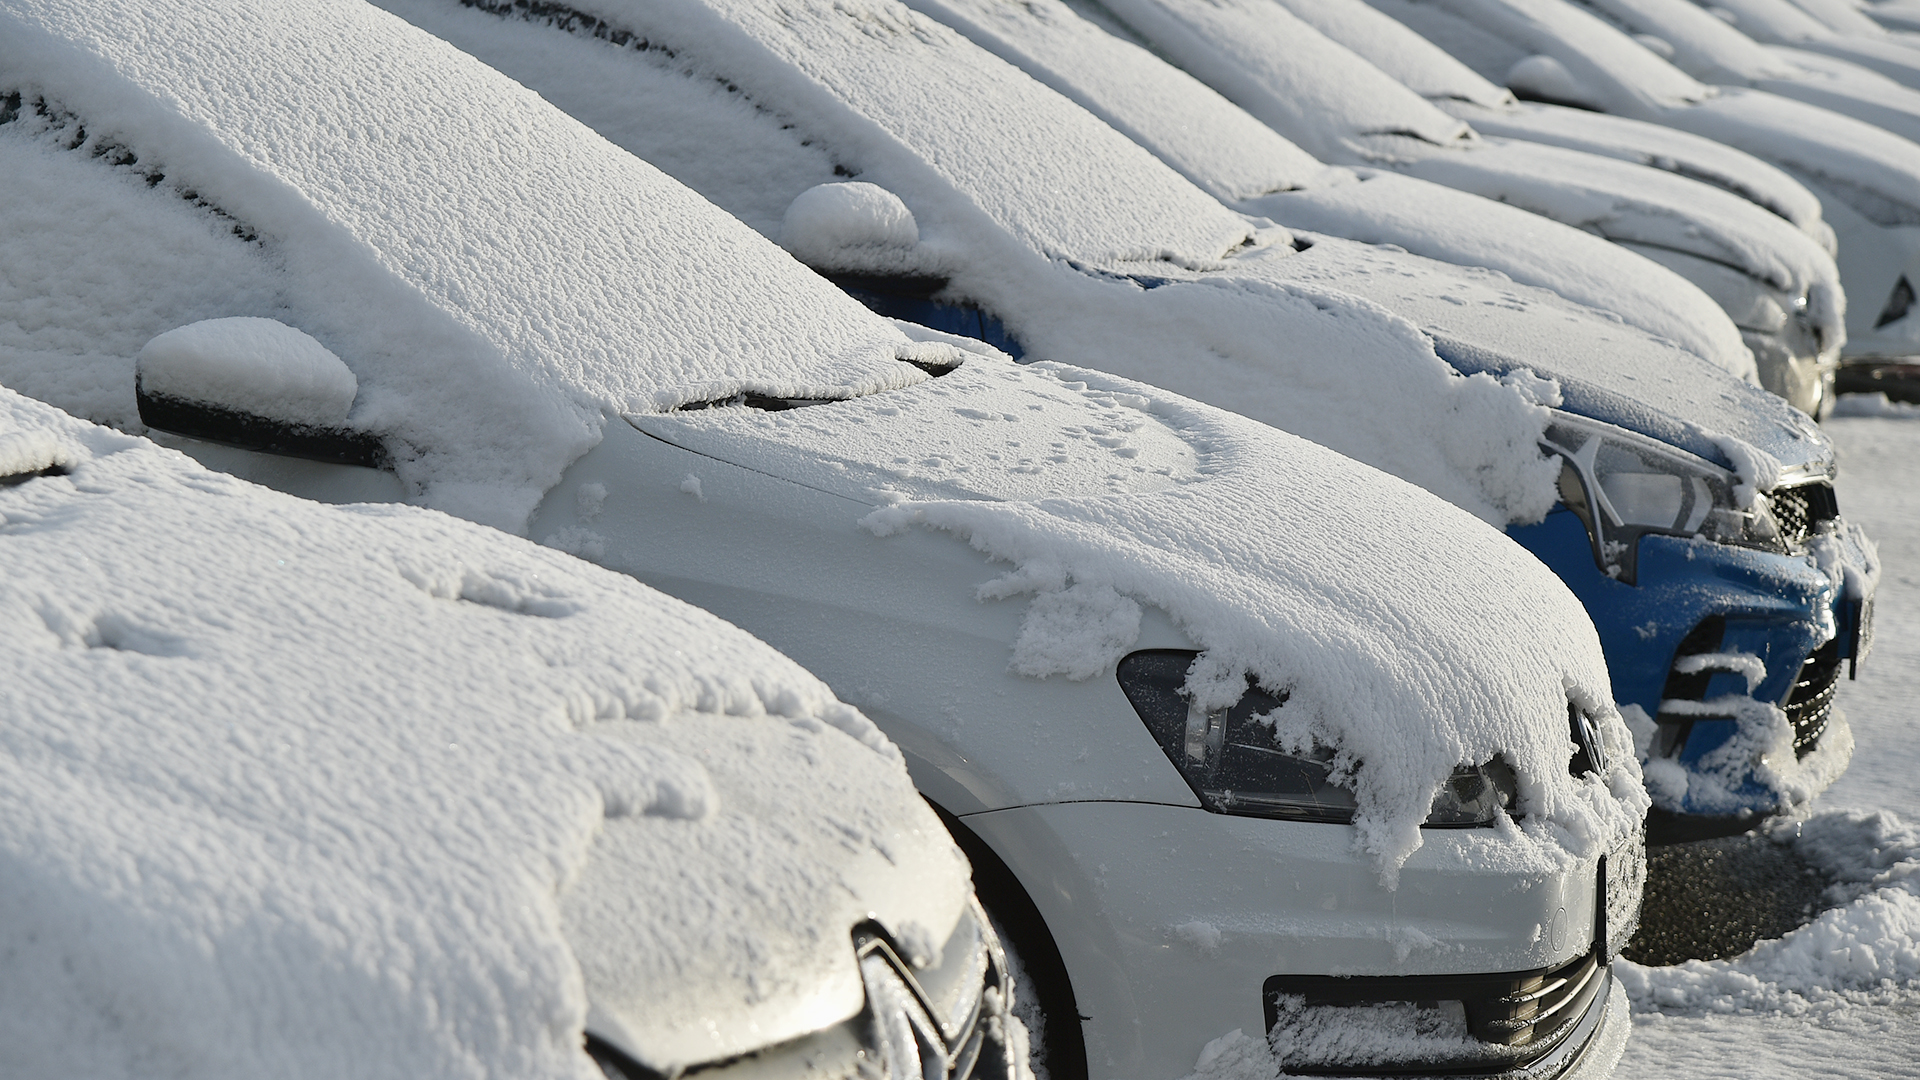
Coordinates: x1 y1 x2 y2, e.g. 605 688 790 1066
0 387 968 1079
1378 0 1716 110
901 0 1342 201
1072 0 1773 373
1236 234 1831 473
1383 137 1845 341
1378 0 1920 227
1573 0 1806 81
380 0 1577 525
904 0 1761 379
1437 99 1834 242
1273 0 1517 106
1665 86 1920 228
637 351 1647 879
1093 0 1477 161
0 0 929 531
1709 0 1859 42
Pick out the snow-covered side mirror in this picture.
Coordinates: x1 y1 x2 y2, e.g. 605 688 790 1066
1505 55 1602 111
135 317 387 469
780 182 923 274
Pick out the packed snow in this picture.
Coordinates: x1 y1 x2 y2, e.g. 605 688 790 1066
0 0 933 530
0 386 970 1080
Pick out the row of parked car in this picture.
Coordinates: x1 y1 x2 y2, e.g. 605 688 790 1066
0 0 1904 1077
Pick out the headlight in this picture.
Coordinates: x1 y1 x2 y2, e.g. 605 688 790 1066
1117 650 1518 828
1542 414 1784 584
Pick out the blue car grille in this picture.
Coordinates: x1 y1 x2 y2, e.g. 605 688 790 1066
1782 641 1841 759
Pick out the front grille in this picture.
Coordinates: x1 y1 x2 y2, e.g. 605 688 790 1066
1263 950 1605 1075
1782 641 1841 758
1767 483 1839 548
591 906 1015 1080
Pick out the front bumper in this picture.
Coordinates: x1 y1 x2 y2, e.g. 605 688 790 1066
1509 508 1872 833
960 801 1636 1080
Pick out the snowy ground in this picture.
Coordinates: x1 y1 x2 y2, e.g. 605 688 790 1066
1612 400 1920 1079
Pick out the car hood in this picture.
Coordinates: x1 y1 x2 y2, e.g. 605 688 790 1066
1658 86 1920 229
631 352 1646 877
1244 235 1832 476
0 387 968 1077
1438 99 1833 243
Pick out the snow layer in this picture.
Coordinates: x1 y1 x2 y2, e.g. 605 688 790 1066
1094 0 1851 376
0 0 928 530
653 355 1650 876
1440 98 1834 243
0 386 968 1079
377 0 1581 525
137 317 357 426
1273 0 1516 106
906 0 1768 381
1381 0 1920 240
1095 0 1476 161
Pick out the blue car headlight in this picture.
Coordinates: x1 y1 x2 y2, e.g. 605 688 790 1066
1117 650 1518 827
1541 413 1789 583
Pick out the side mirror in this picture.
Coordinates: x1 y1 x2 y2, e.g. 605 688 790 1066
780 182 922 273
135 317 387 469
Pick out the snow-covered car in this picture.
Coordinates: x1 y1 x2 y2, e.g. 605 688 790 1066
385 0 1875 840
0 388 1018 1080
904 0 1799 408
1697 0 1920 90
1369 0 1920 363
0 1 1650 1079
1069 0 1847 416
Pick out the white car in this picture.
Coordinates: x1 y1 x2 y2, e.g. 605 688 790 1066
0 2 1649 1079
0 386 1018 1080
1370 0 1920 362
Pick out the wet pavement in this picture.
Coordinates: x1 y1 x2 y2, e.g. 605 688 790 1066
1624 832 1829 966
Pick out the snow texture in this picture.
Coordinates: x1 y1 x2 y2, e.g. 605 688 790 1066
1439 98 1835 247
1273 0 1517 106
0 387 970 1079
1094 0 1845 377
384 0 1813 527
0 0 929 532
812 359 1652 878
909 0 1770 381
137 317 358 427
1389 0 1920 228
781 182 923 272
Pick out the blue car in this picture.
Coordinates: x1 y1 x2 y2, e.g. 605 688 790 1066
387 0 1879 840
